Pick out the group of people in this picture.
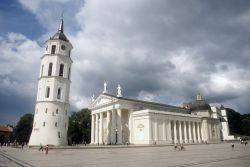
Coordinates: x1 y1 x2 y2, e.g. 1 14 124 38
174 144 186 151
38 144 49 154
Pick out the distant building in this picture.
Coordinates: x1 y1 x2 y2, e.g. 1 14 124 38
182 102 192 109
89 86 234 145
0 125 13 144
29 17 73 146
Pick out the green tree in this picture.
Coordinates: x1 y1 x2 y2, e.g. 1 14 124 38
226 108 243 135
15 113 33 143
68 108 91 145
242 118 250 136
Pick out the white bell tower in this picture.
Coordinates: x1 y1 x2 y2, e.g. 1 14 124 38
29 17 73 146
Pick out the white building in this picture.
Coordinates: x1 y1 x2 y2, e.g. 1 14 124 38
29 18 73 146
211 105 234 140
89 85 234 145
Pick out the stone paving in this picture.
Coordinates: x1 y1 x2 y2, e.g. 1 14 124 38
0 142 250 167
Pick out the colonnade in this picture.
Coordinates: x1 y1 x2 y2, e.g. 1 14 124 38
91 109 123 144
172 120 202 144
151 119 203 144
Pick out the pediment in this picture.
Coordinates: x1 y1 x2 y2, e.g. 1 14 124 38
89 94 118 109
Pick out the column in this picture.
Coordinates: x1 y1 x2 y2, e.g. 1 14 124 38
179 121 183 143
184 121 188 143
154 118 158 142
193 122 197 143
163 120 166 141
91 114 95 144
189 121 192 143
197 122 201 143
117 109 122 144
106 111 111 144
129 110 133 144
209 124 212 142
111 109 116 144
167 119 172 143
95 114 99 144
99 112 103 144
174 120 177 144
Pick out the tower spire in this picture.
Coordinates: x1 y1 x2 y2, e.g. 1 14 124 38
58 12 64 33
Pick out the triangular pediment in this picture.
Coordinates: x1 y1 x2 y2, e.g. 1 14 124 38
89 94 118 109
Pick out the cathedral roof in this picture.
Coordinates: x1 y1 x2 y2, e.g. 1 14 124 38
50 17 69 42
190 94 211 111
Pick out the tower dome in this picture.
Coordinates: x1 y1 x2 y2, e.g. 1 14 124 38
50 17 69 42
190 93 211 111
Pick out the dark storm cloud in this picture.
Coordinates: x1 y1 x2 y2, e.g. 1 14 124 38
71 0 250 114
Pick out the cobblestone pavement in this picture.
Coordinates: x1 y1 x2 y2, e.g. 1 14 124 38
0 143 250 167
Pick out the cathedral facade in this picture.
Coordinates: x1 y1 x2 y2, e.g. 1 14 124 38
89 86 233 145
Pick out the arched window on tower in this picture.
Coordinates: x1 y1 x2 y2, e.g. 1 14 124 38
57 88 61 99
51 45 56 54
59 64 64 76
68 68 71 79
46 87 50 98
55 122 57 127
48 63 53 76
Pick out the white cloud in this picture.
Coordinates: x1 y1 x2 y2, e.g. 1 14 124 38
0 32 41 97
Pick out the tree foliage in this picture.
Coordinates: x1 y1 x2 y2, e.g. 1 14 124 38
227 108 250 136
15 113 33 143
68 108 91 145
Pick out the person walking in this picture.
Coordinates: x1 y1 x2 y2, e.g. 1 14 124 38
45 145 49 155
39 144 43 151
245 141 248 146
231 143 234 150
21 142 24 150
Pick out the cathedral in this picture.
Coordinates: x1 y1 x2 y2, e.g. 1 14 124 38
28 17 233 146
89 84 234 145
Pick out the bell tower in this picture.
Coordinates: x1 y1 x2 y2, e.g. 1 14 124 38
29 17 73 146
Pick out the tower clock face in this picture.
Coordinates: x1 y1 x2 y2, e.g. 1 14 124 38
61 45 66 50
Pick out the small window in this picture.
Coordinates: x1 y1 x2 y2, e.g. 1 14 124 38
48 63 53 76
59 64 64 76
46 87 50 98
58 132 60 138
51 45 56 54
55 122 57 127
45 108 48 113
43 122 45 126
46 46 48 51
57 88 61 99
65 110 67 115
36 109 38 114
56 109 58 114
69 50 71 56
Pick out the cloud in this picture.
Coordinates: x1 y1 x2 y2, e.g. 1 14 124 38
1 0 250 125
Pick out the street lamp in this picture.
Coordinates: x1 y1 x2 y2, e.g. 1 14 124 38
115 128 118 144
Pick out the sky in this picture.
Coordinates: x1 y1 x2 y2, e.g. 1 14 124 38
0 0 250 125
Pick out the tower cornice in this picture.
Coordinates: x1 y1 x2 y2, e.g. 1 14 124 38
40 54 73 63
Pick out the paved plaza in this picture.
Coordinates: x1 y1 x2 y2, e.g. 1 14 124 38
0 143 250 167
